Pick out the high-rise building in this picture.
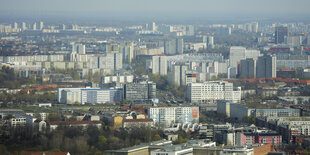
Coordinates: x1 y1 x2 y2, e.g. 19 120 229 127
119 42 134 63
229 46 260 73
149 22 157 31
275 26 288 44
39 21 44 30
207 36 214 49
76 44 86 54
256 55 277 78
13 22 18 29
240 58 256 78
164 38 183 55
22 22 27 30
168 64 189 86
186 25 195 36
186 81 241 103
152 55 167 76
33 22 37 30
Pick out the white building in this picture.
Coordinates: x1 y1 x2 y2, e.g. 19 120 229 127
148 107 199 127
186 81 241 103
152 55 168 75
58 88 123 104
229 47 261 73
101 75 134 84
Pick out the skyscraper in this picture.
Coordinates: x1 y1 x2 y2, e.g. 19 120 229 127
152 55 167 76
275 26 288 44
256 55 276 78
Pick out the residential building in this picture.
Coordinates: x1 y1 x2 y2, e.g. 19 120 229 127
186 81 241 103
240 58 256 78
49 121 102 130
58 88 123 104
275 26 288 44
168 64 189 86
229 46 260 71
152 55 168 75
164 38 184 55
256 55 277 78
148 106 199 127
122 119 154 128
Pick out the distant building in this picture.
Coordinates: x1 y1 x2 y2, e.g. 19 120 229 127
50 121 102 130
124 81 156 102
152 55 168 76
168 64 189 86
150 145 193 155
148 106 199 127
229 46 261 73
186 81 241 103
256 55 277 78
240 58 256 78
122 119 154 128
275 26 288 44
164 38 184 55
58 88 123 104
119 42 134 63
220 102 300 120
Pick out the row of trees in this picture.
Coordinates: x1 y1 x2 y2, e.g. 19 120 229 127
0 66 36 89
0 125 165 154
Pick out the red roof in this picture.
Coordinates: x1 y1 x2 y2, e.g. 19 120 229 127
50 121 101 125
123 119 153 123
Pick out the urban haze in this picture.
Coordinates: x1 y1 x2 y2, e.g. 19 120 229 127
0 0 310 155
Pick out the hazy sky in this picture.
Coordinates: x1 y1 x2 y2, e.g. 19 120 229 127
1 0 310 21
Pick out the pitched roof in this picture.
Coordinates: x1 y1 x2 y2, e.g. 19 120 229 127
50 121 101 125
123 119 153 123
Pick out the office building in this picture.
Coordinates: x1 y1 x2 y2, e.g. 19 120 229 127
275 26 288 44
148 107 199 127
124 81 156 101
256 55 276 78
240 58 256 78
152 55 167 75
186 81 241 103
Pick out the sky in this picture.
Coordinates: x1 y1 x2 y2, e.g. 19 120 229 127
0 0 310 21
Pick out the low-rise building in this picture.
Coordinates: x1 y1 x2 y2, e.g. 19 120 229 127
49 121 102 130
122 119 154 128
